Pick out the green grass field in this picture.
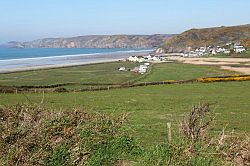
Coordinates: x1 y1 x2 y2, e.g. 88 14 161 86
139 63 236 82
1 61 249 165
0 62 237 88
1 81 249 144
0 62 141 86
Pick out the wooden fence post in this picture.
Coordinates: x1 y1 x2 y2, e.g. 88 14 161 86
167 122 172 142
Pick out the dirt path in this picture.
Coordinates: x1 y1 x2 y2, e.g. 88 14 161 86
220 66 250 74
168 56 250 74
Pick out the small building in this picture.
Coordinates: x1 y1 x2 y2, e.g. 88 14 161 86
188 51 199 57
139 65 147 70
137 56 146 63
152 56 161 61
211 49 217 55
118 67 126 71
234 45 246 53
199 47 206 53
217 47 226 53
146 55 153 59
139 68 146 74
128 56 139 62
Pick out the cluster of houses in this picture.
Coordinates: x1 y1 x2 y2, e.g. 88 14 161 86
127 54 165 63
182 42 246 57
119 63 150 74
132 63 150 74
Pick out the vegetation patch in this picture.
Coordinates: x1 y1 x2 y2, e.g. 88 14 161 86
0 104 140 165
197 75 250 83
0 103 249 165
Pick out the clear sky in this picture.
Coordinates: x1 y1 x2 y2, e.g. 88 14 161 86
0 0 250 43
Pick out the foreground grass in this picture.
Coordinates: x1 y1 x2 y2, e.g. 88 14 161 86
1 103 248 165
0 104 141 166
1 81 249 145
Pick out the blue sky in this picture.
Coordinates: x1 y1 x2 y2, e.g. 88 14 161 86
0 0 250 43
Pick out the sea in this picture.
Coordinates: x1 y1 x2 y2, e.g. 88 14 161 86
0 48 153 73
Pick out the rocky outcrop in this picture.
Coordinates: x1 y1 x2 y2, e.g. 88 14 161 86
8 34 176 49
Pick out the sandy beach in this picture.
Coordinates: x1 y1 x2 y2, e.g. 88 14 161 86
0 50 151 73
0 59 124 74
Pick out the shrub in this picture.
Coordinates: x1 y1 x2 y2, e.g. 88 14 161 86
0 104 137 166
197 75 250 83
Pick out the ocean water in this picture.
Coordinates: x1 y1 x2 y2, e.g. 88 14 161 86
0 48 153 73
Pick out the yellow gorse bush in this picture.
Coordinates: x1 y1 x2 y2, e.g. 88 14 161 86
197 75 250 83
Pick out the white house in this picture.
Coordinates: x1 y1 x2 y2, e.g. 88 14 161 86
138 65 148 74
199 47 206 53
146 54 152 59
152 56 161 61
118 67 126 71
139 68 146 74
137 56 146 63
139 65 147 69
188 51 199 57
234 45 246 53
217 47 226 53
146 55 154 61
128 56 139 62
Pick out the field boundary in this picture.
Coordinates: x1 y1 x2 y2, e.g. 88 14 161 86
0 75 250 93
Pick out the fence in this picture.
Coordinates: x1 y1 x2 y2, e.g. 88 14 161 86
0 75 250 94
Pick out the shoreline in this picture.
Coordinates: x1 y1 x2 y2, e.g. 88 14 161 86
0 59 123 74
0 49 152 74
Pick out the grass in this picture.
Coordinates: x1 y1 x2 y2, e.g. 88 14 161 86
0 104 141 166
0 61 141 86
0 61 237 89
2 104 248 165
1 81 249 145
139 62 236 82
0 60 249 165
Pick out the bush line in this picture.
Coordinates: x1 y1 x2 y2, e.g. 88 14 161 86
0 75 250 93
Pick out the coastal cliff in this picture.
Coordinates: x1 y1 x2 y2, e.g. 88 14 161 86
8 34 175 49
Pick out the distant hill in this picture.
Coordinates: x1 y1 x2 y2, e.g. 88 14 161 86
161 24 250 52
7 34 176 49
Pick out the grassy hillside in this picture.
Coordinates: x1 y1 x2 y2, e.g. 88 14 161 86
162 24 250 52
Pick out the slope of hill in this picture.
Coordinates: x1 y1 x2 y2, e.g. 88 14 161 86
7 34 176 49
162 24 250 52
